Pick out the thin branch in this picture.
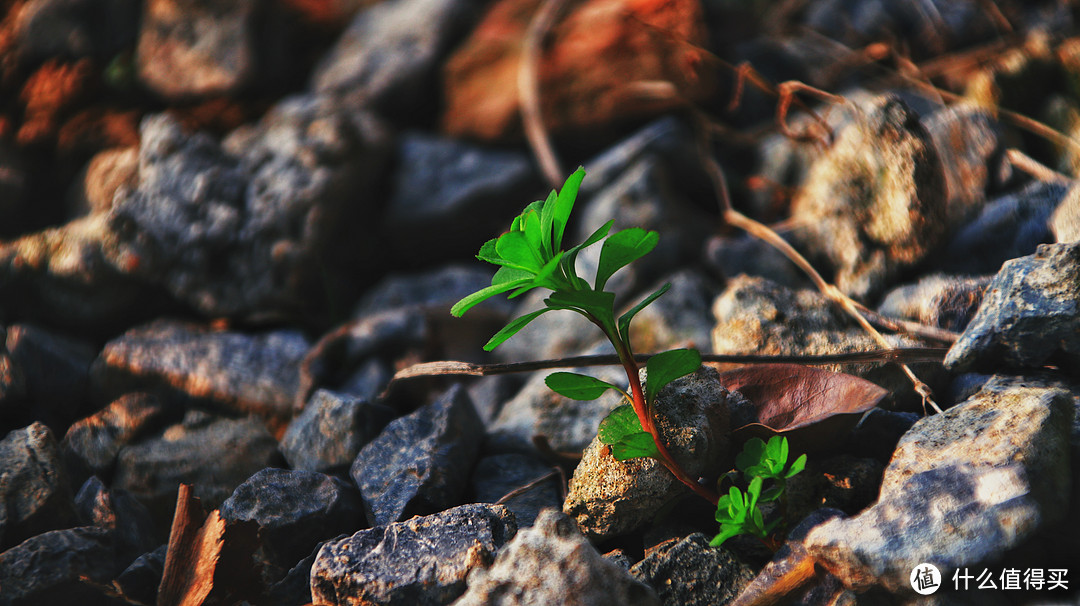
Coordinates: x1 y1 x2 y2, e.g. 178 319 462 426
496 469 562 504
519 0 567 187
1006 148 1073 185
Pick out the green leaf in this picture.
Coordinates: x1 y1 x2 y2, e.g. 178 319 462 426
617 282 671 346
451 278 531 317
539 189 558 257
552 167 586 251
597 404 659 460
709 524 743 547
786 453 807 479
476 238 502 265
644 348 702 404
521 208 544 256
767 436 788 468
482 308 549 351
495 231 542 273
735 438 767 474
762 486 784 502
544 289 616 321
594 228 659 291
545 372 620 400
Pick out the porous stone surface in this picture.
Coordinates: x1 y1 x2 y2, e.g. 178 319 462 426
350 384 483 526
0 422 77 550
877 273 992 332
92 319 310 425
220 467 364 570
1051 182 1080 243
803 378 1073 592
563 366 731 541
629 533 755 606
0 526 121 604
453 509 660 606
281 389 394 475
112 410 279 528
945 241 1080 373
310 503 517 606
922 103 1005 226
790 94 947 300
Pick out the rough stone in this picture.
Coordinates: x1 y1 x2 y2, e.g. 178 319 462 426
109 100 388 323
220 467 364 570
471 453 562 528
922 104 1006 227
136 0 256 100
380 132 539 265
1051 182 1080 243
61 392 169 484
578 116 704 199
629 533 755 606
356 264 516 317
92 319 309 426
790 95 947 300
620 270 720 355
112 410 279 529
0 422 77 551
68 146 139 217
281 389 394 475
945 242 1080 373
936 180 1067 276
563 366 731 541
803 378 1074 592
350 384 483 527
310 503 517 606
73 475 159 565
490 289 605 364
704 234 812 291
266 540 326 606
0 526 120 604
454 509 660 606
12 0 140 65
312 0 479 120
113 544 168 606
0 322 96 434
784 455 885 524
876 274 992 333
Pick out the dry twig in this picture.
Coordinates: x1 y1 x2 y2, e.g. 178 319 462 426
519 0 568 187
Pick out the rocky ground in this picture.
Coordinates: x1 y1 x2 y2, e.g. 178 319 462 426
1 0 1080 604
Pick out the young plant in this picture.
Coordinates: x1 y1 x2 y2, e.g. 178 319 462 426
451 167 716 503
711 435 806 548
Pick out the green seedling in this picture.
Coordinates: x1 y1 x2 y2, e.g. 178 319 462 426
711 436 806 548
452 167 714 503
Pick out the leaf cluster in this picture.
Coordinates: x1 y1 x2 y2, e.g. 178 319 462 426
711 436 806 548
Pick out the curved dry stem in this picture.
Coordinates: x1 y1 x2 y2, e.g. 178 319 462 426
519 0 567 188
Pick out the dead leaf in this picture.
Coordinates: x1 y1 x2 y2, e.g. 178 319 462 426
718 364 889 454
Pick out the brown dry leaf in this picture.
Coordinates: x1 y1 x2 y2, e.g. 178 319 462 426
718 364 889 454
157 484 261 606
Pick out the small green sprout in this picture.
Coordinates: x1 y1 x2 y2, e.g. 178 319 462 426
452 168 714 502
711 436 806 548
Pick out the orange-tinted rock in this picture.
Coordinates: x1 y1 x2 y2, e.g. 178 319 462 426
442 0 712 140
17 58 93 146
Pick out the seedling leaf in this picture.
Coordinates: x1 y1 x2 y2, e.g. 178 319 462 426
552 167 586 251
598 404 658 460
617 282 671 345
483 308 549 351
495 231 541 272
644 348 701 404
595 228 659 291
452 278 531 317
786 454 807 478
545 372 620 400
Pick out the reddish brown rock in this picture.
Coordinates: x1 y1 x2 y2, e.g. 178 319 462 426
441 0 712 140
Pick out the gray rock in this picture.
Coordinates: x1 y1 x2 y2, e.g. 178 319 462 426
563 366 731 541
620 271 720 355
471 453 562 528
491 289 606 364
112 410 279 529
629 533 755 606
338 358 393 402
579 116 702 199
136 0 256 100
12 0 139 65
381 132 539 264
945 242 1080 373
0 526 120 605
846 408 918 461
486 343 624 454
281 389 393 475
1051 182 1080 243
0 323 96 433
351 384 483 526
356 264 516 317
92 319 309 425
312 0 479 119
0 422 77 551
113 544 167 606
937 181 1067 276
704 233 812 291
711 275 936 410
109 100 388 322
61 392 169 484
266 540 325 606
73 475 159 564
922 104 1006 227
784 455 885 524
465 374 523 424
790 95 947 300
877 274 992 333
311 503 517 606
803 378 1073 592
454 508 660 606
220 467 364 570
